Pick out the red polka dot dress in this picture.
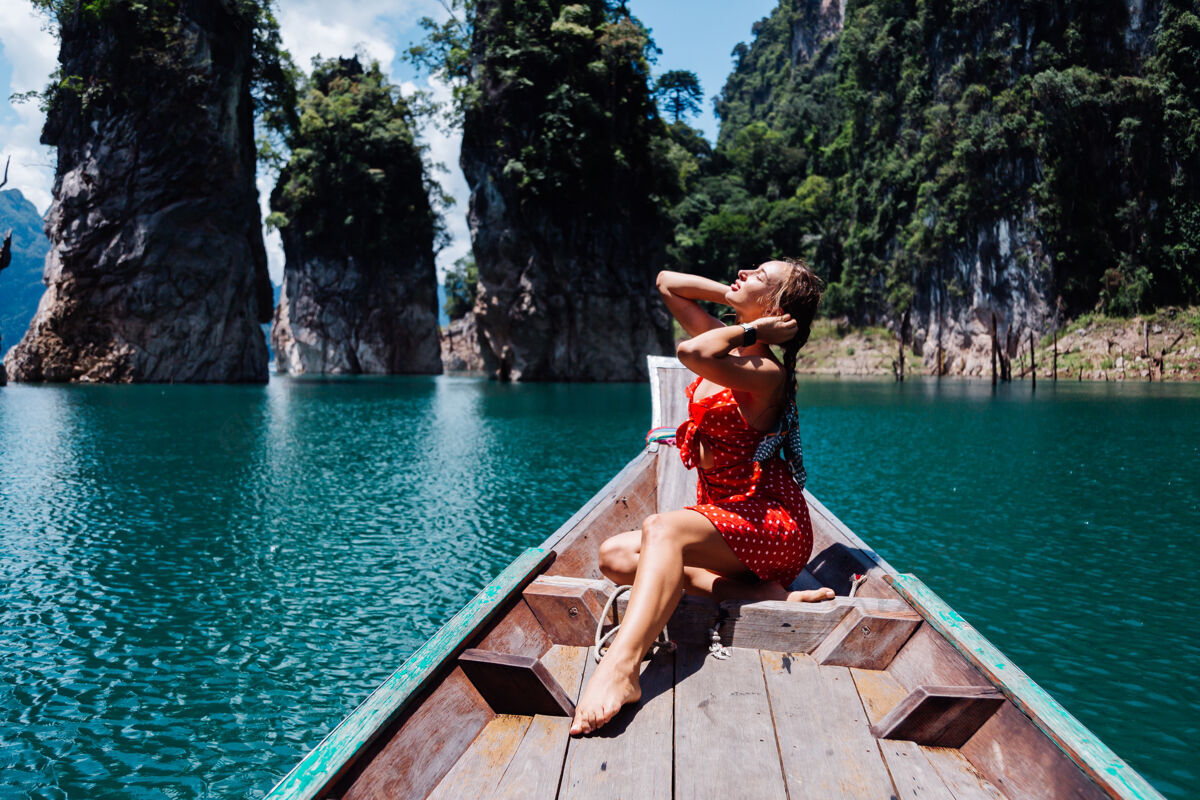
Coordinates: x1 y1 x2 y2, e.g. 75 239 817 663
676 376 814 586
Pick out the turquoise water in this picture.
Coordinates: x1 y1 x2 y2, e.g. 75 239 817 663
0 376 1195 798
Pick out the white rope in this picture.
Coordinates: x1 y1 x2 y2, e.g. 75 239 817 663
849 572 869 598
594 585 674 663
708 625 731 660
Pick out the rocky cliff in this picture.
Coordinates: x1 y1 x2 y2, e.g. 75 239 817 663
269 57 441 376
460 1 673 381
690 0 1198 376
440 314 485 372
4 0 272 383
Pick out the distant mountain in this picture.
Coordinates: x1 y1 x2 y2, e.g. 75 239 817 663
0 189 49 356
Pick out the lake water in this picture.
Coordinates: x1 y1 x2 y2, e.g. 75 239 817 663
0 375 1195 799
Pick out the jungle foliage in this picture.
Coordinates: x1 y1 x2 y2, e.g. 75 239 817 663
669 0 1200 319
269 57 443 263
26 0 298 141
412 0 680 223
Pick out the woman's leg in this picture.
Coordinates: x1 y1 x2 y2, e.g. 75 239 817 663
598 529 835 603
598 530 744 598
572 509 755 735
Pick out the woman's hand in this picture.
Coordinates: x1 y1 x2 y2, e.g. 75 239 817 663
752 314 799 345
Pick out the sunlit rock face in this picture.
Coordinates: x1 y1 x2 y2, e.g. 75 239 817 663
270 245 441 376
5 0 271 383
460 0 672 382
440 314 485 373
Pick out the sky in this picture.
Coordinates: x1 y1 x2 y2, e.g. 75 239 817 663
0 0 777 284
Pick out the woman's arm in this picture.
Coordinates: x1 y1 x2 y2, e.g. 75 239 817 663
656 271 728 338
676 315 798 394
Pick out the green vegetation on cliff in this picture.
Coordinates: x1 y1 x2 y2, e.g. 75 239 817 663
27 0 296 141
671 0 1200 319
268 56 441 262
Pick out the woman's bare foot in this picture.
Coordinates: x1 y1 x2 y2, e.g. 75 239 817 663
570 659 641 735
787 587 835 602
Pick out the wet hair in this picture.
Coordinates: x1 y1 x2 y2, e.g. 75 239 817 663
766 258 824 406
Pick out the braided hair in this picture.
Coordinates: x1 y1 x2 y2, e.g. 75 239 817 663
768 257 824 405
752 258 824 489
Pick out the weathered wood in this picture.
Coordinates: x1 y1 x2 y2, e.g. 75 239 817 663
544 452 657 580
473 597 553 659
558 648 675 800
962 703 1108 800
760 651 896 799
812 605 921 669
889 573 1164 800
492 647 590 796
491 646 589 800
887 625 993 693
656 445 698 513
870 685 1005 747
458 649 576 717
849 668 911 725
523 577 610 647
426 714 532 800
717 597 909 653
539 645 590 703
852 668 964 800
340 667 495 800
921 747 1006 800
674 645 788 800
266 547 553 800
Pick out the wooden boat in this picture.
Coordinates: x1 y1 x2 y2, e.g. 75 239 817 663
265 357 1163 800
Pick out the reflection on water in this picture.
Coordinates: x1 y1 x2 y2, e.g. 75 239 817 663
0 375 1196 798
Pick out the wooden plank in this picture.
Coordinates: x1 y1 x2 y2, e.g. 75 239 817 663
870 685 1005 748
558 647 675 800
340 667 495 800
920 747 1006 800
888 574 1163 800
656 444 697 512
492 646 589 800
812 605 921 669
544 452 657 580
426 714 532 800
473 597 553 659
717 597 909 653
674 645 788 800
760 651 896 799
962 703 1109 800
851 668 957 800
459 649 576 717
888 625 994 693
539 645 589 703
523 577 610 647
265 547 553 800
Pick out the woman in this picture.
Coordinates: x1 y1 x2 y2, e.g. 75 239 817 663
570 259 832 736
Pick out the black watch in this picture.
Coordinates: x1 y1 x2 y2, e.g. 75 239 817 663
740 323 757 347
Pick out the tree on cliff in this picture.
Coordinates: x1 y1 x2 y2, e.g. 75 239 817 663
410 0 678 381
654 70 703 124
268 56 443 374
5 0 297 383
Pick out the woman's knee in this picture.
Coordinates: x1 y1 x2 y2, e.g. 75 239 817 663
598 532 638 575
640 513 684 549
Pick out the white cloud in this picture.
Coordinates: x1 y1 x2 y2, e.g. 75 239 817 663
419 75 471 281
0 3 59 214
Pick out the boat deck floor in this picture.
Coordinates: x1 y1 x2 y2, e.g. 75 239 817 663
427 644 1004 800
